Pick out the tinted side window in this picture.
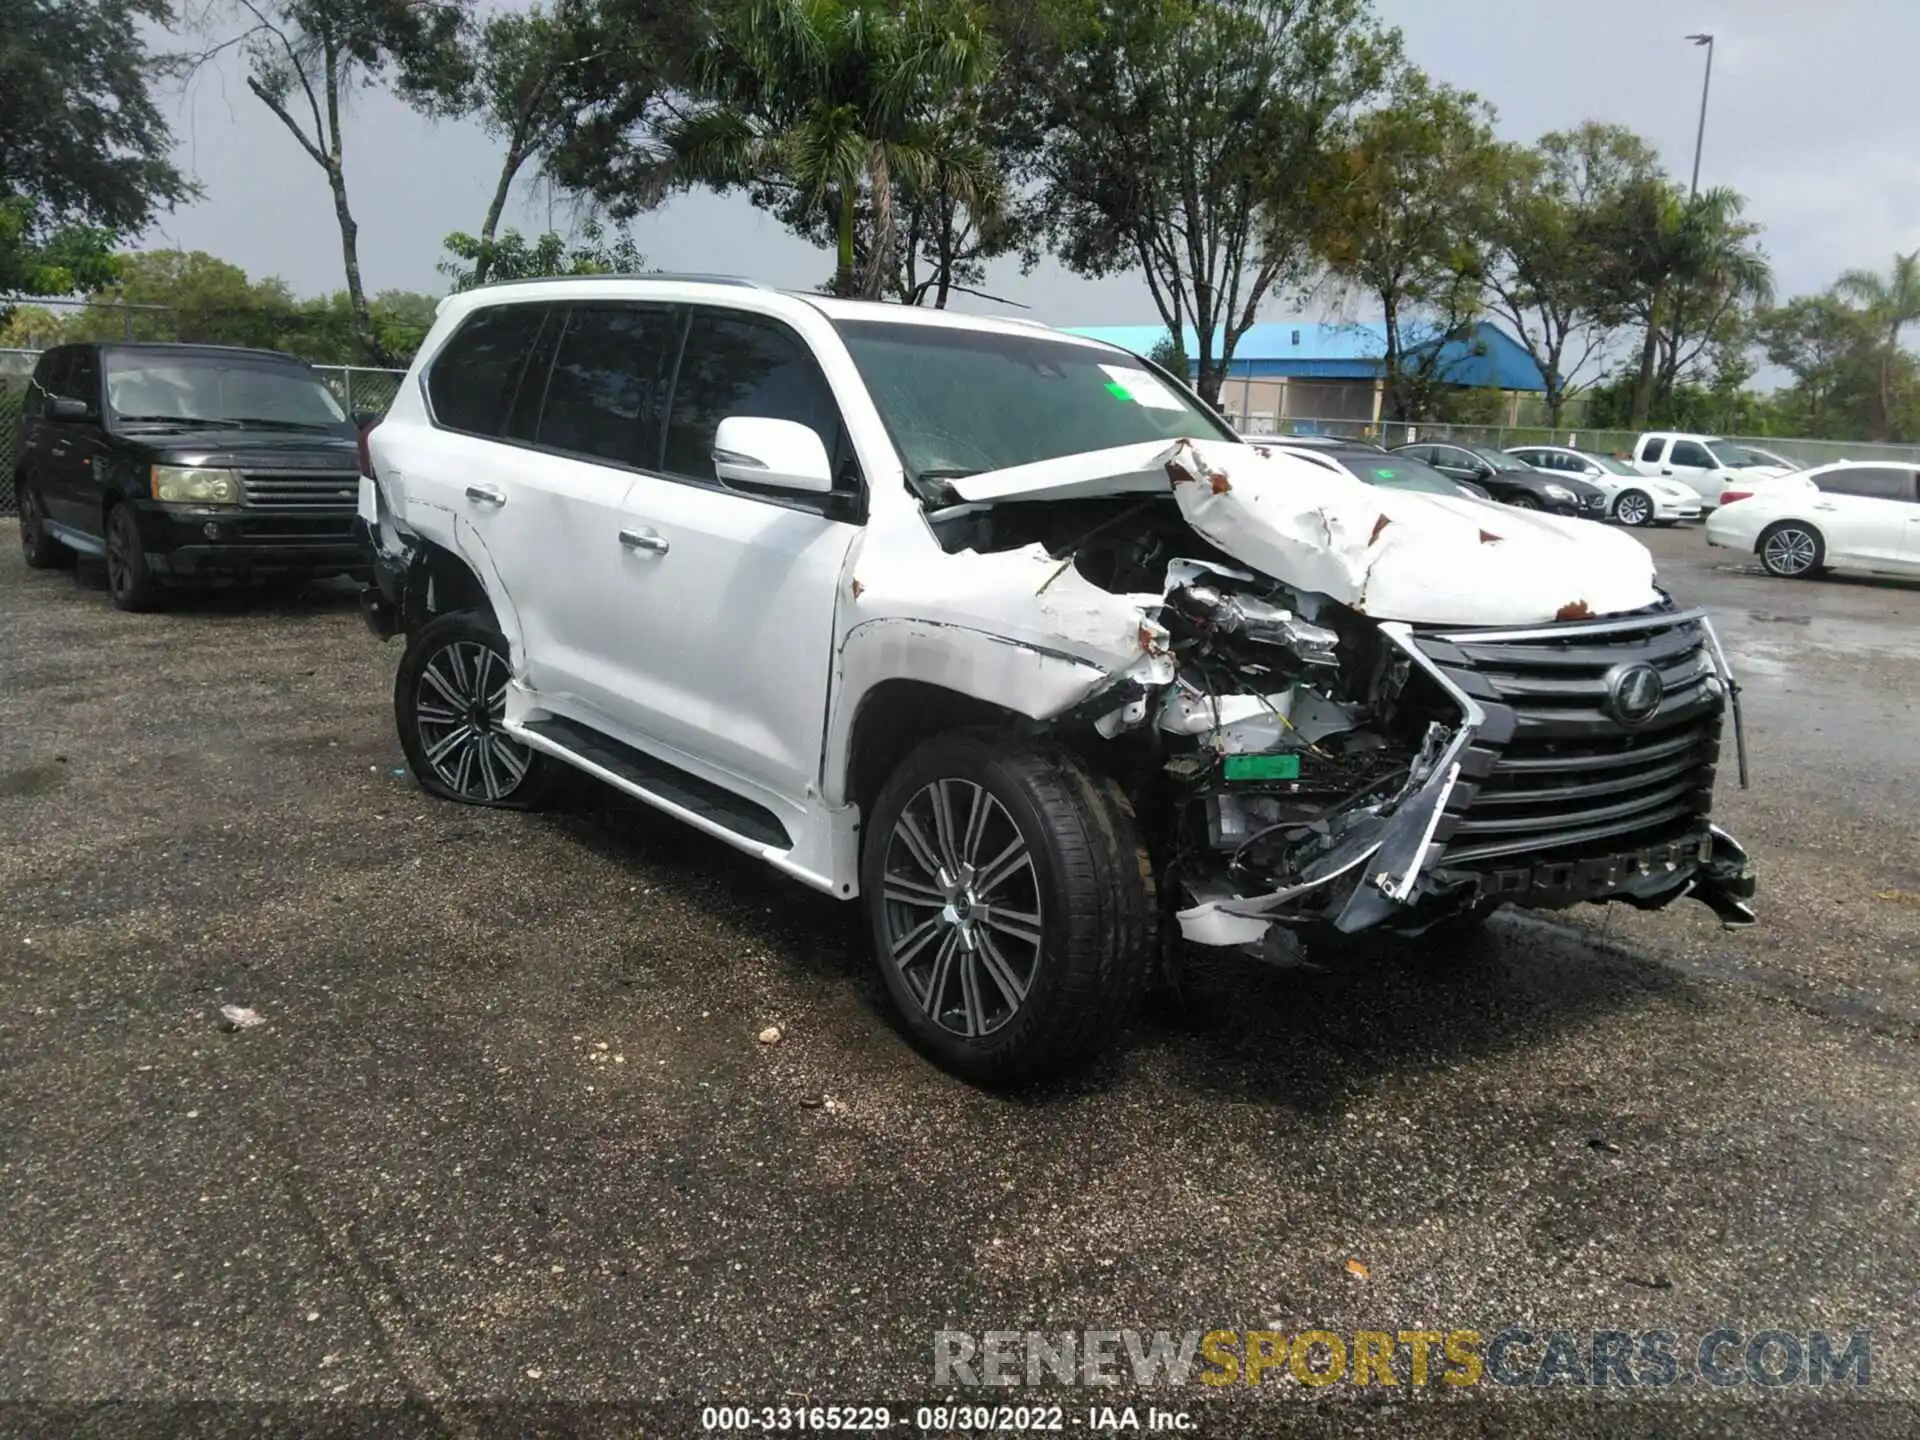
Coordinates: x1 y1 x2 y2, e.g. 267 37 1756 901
1670 440 1714 468
532 304 680 467
1638 437 1665 463
56 350 100 409
24 351 66 418
664 311 843 485
427 304 546 436
1816 466 1915 501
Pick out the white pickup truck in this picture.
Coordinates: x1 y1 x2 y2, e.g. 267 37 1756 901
1630 432 1792 508
355 276 1757 1084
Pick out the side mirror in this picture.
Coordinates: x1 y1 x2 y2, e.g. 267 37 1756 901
713 416 833 494
48 396 90 421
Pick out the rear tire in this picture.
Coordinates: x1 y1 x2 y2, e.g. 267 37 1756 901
394 611 559 809
1757 521 1825 579
104 504 165 611
861 730 1156 1086
1613 489 1655 527
17 482 75 570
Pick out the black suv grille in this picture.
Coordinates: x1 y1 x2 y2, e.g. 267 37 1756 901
1414 611 1724 871
240 471 359 510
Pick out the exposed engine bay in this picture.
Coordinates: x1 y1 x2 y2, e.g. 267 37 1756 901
934 449 1759 961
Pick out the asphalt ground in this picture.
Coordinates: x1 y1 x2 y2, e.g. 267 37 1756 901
2 519 1917 1439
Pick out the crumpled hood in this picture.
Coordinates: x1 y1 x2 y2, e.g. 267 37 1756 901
947 438 1662 627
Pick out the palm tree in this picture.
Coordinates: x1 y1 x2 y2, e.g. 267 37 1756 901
662 0 995 297
1604 183 1770 426
1834 250 1920 440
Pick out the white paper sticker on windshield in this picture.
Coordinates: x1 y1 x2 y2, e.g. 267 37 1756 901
1099 364 1186 410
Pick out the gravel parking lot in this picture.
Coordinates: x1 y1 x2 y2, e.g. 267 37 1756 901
3 523 1918 1437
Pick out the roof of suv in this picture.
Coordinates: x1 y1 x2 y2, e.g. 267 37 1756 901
441 273 1101 347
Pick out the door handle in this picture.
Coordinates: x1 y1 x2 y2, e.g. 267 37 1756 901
1660 468 1673 475
465 483 507 506
619 528 669 555
1813 503 1837 511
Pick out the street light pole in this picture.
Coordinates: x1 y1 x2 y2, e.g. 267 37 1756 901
1686 33 1715 198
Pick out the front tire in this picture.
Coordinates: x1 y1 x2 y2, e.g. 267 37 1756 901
394 611 558 809
104 504 164 611
1613 489 1655 527
1506 492 1541 511
1757 521 1825 579
861 731 1155 1086
17 482 75 569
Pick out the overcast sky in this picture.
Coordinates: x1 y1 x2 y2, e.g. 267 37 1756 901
145 0 1917 329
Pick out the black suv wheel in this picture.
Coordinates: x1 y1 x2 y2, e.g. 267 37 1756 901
860 730 1155 1086
395 611 558 808
104 504 165 611
17 482 75 570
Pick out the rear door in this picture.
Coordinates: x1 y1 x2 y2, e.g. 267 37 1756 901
443 300 684 726
1810 466 1918 569
34 349 103 531
604 305 861 804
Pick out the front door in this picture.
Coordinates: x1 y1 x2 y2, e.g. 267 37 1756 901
1663 438 1721 503
1811 467 1920 569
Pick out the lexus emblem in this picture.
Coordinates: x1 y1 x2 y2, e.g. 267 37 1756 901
1605 663 1664 726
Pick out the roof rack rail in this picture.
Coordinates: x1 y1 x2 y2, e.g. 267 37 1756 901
465 272 773 292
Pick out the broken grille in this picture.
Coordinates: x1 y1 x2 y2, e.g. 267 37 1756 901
1415 611 1724 871
239 471 360 510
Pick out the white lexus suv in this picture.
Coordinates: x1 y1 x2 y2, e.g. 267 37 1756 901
357 276 1757 1084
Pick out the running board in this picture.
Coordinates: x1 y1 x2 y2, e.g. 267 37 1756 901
514 715 793 850
45 521 106 558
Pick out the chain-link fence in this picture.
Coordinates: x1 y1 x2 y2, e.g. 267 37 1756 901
0 355 407 515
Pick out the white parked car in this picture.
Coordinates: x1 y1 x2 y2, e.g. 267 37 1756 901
1505 445 1703 527
1630 432 1790 508
1706 461 1920 578
356 275 1755 1083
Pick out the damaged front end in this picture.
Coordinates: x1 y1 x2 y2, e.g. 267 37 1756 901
1154 574 1757 955
939 438 1757 959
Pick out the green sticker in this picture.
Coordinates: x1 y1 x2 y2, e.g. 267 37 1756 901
1222 753 1302 782
1105 380 1133 401
1374 468 1396 479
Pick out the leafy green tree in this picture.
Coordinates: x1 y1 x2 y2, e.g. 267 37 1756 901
1756 293 1879 437
404 0 672 289
0 0 194 299
215 0 469 362
1315 69 1503 420
437 220 644 290
1588 180 1771 426
62 249 298 347
1038 0 1392 404
660 0 996 298
1481 123 1660 427
1833 250 1920 441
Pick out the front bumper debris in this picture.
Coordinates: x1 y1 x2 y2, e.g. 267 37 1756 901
1174 608 1758 947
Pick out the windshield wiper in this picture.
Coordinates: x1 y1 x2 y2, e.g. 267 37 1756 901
113 414 244 428
916 467 982 482
223 418 340 431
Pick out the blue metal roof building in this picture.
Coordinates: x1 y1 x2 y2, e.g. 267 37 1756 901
1062 321 1547 392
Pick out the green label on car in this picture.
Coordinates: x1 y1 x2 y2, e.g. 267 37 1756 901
1222 753 1302 782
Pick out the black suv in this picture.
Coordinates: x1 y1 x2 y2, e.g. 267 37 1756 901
14 343 371 610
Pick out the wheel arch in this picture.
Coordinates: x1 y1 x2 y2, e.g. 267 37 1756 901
402 536 499 631
841 678 1025 817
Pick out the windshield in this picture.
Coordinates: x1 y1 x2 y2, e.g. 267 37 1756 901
104 352 348 429
1583 453 1640 476
1471 446 1534 472
1335 454 1469 496
833 321 1233 484
1706 440 1770 469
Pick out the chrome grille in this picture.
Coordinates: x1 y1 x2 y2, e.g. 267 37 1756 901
1415 611 1724 871
239 470 360 510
